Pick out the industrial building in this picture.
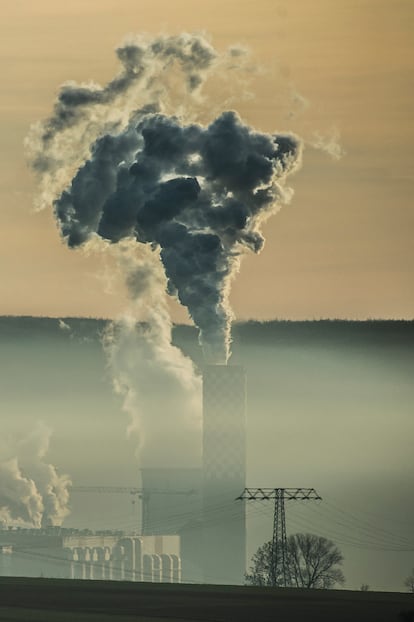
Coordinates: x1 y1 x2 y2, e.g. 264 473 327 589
0 529 180 582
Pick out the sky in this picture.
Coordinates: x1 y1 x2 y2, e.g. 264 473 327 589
1 0 413 321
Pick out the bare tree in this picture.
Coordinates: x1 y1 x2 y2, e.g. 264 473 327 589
287 533 345 589
246 533 345 589
245 541 274 587
404 568 414 593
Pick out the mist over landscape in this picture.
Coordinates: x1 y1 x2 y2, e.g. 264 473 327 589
1 316 412 591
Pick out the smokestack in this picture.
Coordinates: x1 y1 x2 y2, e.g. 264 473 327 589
202 365 246 585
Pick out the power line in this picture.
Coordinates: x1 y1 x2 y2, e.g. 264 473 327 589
70 485 196 534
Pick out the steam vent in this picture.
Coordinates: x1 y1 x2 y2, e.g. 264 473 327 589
202 365 246 585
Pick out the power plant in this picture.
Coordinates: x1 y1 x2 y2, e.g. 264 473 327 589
0 365 248 585
9 28 303 589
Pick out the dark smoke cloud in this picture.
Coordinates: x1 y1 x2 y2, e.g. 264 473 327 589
38 34 216 145
27 31 301 365
54 110 301 361
25 33 228 214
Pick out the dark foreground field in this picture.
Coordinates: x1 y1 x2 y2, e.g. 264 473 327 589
0 577 413 622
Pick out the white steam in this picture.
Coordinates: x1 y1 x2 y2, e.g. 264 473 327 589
102 241 201 467
0 423 71 528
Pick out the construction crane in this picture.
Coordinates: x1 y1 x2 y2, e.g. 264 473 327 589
70 486 195 534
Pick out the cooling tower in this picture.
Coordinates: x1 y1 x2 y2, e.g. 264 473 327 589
202 365 246 585
140 467 203 582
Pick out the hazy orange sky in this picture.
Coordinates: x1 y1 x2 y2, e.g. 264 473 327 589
1 0 413 320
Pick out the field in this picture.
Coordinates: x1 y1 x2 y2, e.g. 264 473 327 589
0 577 412 622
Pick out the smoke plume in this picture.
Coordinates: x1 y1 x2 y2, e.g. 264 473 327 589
25 34 228 213
27 33 302 463
27 34 302 363
102 241 202 467
0 424 71 528
310 127 345 160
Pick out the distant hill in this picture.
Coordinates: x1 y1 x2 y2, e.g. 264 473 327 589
1 316 413 342
1 316 413 365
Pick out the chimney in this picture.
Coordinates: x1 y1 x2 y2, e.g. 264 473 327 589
202 365 246 584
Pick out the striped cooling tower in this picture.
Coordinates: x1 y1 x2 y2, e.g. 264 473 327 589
202 365 246 585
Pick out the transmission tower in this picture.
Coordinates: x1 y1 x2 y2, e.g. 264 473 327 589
237 487 321 587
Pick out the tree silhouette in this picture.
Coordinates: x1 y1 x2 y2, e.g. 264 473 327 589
404 568 414 593
246 533 345 589
245 540 274 587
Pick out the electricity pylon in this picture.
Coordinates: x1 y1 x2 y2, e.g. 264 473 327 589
236 487 322 587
